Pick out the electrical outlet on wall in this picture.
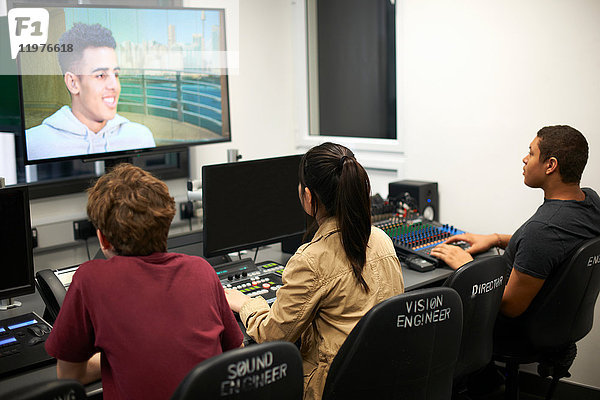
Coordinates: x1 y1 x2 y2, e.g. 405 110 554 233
31 227 38 248
73 219 96 240
180 201 194 220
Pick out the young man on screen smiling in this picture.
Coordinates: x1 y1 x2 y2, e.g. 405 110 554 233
25 23 155 161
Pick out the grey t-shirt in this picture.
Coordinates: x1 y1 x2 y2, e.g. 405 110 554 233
504 187 600 279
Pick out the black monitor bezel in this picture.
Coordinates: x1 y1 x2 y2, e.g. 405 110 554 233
0 185 35 300
13 2 232 166
202 155 306 258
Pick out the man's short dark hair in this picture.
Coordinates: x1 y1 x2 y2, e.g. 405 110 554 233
57 23 116 74
537 125 589 184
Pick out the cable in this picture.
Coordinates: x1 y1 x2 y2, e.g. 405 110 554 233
253 247 259 263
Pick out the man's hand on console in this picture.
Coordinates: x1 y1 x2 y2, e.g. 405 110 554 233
430 244 473 270
225 289 251 313
444 233 497 255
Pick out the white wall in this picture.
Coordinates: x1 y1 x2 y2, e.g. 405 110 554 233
400 0 600 233
399 0 600 388
0 132 17 185
189 0 298 176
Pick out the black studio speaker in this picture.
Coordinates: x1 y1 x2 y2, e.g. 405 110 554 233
388 180 439 221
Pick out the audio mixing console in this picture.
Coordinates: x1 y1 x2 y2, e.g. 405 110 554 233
375 217 468 272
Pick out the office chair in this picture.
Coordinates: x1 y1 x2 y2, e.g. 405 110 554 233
171 341 303 400
322 287 463 400
2 379 87 400
443 256 507 386
493 236 600 400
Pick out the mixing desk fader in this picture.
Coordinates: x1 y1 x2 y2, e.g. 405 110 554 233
375 217 468 272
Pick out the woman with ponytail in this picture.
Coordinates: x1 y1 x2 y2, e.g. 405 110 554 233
226 143 404 400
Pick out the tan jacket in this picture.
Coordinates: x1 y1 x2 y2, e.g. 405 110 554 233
240 218 405 400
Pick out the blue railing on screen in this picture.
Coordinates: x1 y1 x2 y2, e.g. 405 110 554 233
118 69 223 134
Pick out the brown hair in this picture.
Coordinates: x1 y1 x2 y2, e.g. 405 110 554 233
299 142 372 292
537 125 588 184
87 164 175 256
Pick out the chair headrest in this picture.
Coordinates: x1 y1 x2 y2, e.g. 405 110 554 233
322 287 463 399
171 341 303 400
443 255 508 379
443 255 508 298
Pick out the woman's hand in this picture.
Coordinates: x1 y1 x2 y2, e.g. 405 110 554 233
225 289 251 313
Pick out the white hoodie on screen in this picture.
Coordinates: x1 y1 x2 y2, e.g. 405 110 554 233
26 106 156 161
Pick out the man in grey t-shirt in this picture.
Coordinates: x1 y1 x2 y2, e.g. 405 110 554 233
431 125 600 318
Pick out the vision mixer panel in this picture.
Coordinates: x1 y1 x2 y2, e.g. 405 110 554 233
217 259 285 345
216 259 285 305
258 261 285 277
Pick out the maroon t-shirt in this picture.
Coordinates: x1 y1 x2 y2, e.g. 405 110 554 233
45 252 242 400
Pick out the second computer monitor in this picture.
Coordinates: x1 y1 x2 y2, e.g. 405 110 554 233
0 186 35 305
202 155 306 258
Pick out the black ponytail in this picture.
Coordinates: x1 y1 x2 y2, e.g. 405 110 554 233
299 142 372 292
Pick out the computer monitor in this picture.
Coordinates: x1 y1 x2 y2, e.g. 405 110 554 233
202 155 306 258
14 3 232 164
0 185 35 310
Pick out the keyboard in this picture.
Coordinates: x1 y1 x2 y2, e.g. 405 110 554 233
56 265 79 288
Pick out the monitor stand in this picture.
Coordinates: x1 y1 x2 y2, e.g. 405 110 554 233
0 298 22 311
103 156 135 171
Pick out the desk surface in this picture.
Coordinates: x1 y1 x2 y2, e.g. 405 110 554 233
0 234 455 396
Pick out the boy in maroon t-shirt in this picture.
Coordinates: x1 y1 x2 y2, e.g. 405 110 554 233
45 164 242 399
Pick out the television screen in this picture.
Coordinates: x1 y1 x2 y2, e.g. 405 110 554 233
16 5 231 164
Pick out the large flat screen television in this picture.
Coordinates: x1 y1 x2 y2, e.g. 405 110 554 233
202 155 307 258
14 3 231 164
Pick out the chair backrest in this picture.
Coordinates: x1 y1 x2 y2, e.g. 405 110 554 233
322 287 463 400
443 255 507 379
171 341 303 400
2 379 87 400
522 236 600 348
